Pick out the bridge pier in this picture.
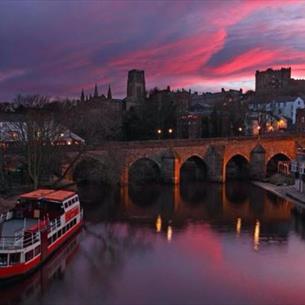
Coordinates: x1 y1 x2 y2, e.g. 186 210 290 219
249 145 266 180
162 153 180 184
120 166 129 186
206 145 225 183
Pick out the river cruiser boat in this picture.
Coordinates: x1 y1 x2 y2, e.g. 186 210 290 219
0 189 83 280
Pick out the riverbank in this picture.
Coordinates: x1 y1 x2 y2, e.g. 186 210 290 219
252 181 305 207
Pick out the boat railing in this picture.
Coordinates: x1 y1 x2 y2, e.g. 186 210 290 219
48 217 61 233
0 231 40 251
0 211 13 224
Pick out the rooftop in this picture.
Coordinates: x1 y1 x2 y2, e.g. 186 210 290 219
20 189 54 200
44 190 76 202
20 189 76 202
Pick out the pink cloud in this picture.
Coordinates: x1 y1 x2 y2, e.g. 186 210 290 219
108 30 226 88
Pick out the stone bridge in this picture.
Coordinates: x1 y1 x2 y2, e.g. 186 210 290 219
63 135 303 185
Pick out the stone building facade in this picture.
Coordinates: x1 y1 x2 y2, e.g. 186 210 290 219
127 70 146 102
255 67 305 97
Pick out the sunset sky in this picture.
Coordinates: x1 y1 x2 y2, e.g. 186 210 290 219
1 0 305 100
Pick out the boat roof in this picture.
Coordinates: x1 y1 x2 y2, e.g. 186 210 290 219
43 190 76 202
20 189 54 200
20 189 76 202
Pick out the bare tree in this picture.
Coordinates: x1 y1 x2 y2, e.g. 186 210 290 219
8 96 63 189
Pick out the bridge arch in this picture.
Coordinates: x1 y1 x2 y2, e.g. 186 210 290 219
225 154 250 180
128 157 162 185
266 153 291 177
180 155 208 182
72 157 109 185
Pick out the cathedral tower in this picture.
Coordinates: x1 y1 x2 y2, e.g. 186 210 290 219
127 69 146 102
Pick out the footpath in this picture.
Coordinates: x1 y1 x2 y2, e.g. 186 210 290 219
252 181 305 208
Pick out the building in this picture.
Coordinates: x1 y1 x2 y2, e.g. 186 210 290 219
291 151 305 193
244 111 289 136
177 113 202 139
191 88 243 107
296 108 305 134
126 69 146 107
255 67 305 97
149 87 191 114
249 96 305 125
0 114 85 146
52 130 85 146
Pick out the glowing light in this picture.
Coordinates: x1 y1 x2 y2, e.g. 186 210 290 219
278 119 286 129
157 129 162 134
167 225 173 242
236 217 242 236
254 220 260 251
168 128 173 134
156 215 162 233
67 140 72 145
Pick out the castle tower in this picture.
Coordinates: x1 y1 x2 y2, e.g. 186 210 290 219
255 67 291 96
127 69 146 102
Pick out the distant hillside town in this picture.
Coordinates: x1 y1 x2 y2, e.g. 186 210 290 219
1 67 305 144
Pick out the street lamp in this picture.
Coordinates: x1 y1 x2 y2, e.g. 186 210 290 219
168 128 174 138
257 125 261 139
157 129 162 139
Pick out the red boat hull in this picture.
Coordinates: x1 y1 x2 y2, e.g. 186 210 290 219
0 220 82 281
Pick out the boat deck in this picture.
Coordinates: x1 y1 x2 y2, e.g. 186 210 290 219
0 219 38 237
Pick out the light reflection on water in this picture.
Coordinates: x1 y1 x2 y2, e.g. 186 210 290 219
2 182 305 305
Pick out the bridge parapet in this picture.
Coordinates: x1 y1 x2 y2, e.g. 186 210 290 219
60 135 299 185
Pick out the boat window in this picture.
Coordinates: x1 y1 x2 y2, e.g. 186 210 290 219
10 253 20 264
34 246 40 256
0 254 8 266
25 250 34 262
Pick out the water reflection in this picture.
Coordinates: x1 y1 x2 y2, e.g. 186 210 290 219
3 182 305 305
236 217 242 236
155 215 162 233
117 182 293 244
0 233 80 305
253 220 260 251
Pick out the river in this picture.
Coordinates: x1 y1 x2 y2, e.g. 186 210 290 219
2 182 305 305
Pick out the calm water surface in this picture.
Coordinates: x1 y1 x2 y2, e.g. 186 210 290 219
2 182 305 305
